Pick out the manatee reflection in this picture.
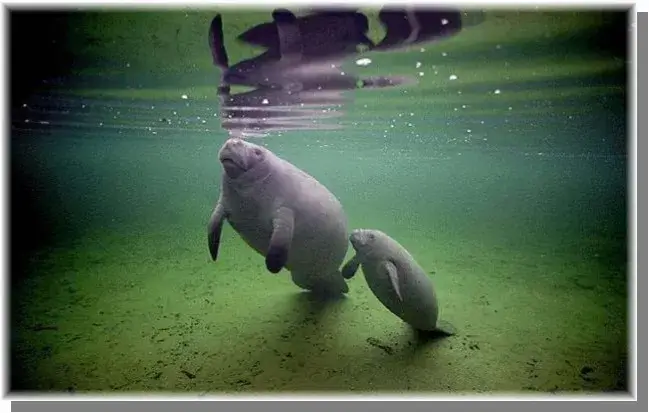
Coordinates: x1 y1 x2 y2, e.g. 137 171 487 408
374 8 463 50
209 8 466 138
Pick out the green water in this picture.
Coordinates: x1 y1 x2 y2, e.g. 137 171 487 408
10 9 628 393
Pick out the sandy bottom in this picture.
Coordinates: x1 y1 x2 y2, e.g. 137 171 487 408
11 218 627 395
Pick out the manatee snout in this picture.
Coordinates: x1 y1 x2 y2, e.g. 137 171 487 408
349 228 374 249
218 138 258 178
218 137 245 158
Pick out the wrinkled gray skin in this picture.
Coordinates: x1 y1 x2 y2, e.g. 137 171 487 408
342 229 455 334
207 138 349 295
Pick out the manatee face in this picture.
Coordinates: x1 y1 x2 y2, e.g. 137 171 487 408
218 138 268 179
349 228 385 257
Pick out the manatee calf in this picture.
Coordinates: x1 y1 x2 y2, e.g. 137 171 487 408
342 229 455 336
207 137 349 295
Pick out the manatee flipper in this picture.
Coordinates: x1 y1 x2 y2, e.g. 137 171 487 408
273 9 302 61
331 271 350 294
341 254 361 279
405 8 421 44
207 201 226 261
273 8 304 91
381 260 402 301
209 14 232 98
266 206 295 273
208 14 229 69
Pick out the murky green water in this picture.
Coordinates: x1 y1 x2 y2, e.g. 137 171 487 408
10 9 628 394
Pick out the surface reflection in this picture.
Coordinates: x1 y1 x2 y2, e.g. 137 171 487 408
209 8 466 138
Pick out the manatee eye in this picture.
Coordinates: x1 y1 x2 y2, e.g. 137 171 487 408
368 233 376 241
253 148 262 156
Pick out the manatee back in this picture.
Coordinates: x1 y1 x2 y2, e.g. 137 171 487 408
364 233 439 331
224 153 348 274
276 158 349 271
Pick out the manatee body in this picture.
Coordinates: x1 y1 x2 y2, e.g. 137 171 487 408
207 138 349 295
342 228 455 335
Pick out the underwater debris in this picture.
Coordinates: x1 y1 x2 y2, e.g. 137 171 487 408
31 324 58 332
181 369 196 379
366 337 394 355
580 366 596 382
